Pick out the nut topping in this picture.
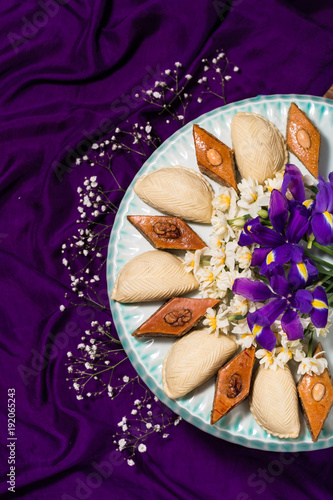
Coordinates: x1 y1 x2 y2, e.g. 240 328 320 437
206 148 223 166
226 373 242 398
312 382 326 402
164 309 192 327
153 222 181 239
296 128 311 149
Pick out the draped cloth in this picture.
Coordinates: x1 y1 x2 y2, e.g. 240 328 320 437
1 0 333 498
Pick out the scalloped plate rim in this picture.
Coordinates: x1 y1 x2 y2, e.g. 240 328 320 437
107 94 333 452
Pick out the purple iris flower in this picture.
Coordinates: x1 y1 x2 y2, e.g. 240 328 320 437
239 189 316 288
281 164 306 203
294 286 329 328
233 274 305 351
310 175 333 246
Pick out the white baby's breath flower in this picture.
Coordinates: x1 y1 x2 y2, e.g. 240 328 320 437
127 459 135 466
295 350 328 376
138 444 147 453
118 438 126 451
237 177 270 217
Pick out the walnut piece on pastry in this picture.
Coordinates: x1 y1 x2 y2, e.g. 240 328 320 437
127 215 206 250
134 166 214 223
132 297 220 338
111 250 198 303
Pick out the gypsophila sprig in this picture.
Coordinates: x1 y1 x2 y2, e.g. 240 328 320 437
139 62 192 125
199 50 240 104
66 321 129 399
112 388 181 462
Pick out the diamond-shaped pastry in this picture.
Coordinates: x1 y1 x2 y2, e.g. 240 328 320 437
211 346 255 425
193 124 238 191
286 102 321 178
132 297 220 338
297 343 333 442
127 215 206 250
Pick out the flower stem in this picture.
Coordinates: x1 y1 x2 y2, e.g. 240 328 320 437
313 241 333 256
307 330 314 358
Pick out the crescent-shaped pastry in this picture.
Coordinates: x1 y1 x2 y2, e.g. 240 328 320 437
111 250 199 303
230 112 288 184
249 364 300 439
162 328 237 399
134 166 214 223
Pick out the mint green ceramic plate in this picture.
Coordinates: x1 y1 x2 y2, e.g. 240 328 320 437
107 95 333 451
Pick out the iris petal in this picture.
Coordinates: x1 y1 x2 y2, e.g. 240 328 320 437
259 244 291 275
232 278 276 302
281 308 304 341
294 289 313 314
269 189 289 236
281 164 305 202
255 298 288 324
285 202 310 243
311 307 328 328
269 274 291 297
255 326 278 351
251 224 286 247
312 212 333 246
251 247 271 267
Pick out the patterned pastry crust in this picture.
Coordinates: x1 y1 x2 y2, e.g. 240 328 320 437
211 346 255 425
162 328 237 399
127 215 206 250
231 112 288 184
134 166 214 223
132 297 220 337
111 250 198 303
193 124 238 191
249 364 300 438
297 343 333 442
286 102 320 178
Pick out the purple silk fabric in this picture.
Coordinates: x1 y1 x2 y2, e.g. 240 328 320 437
1 0 333 498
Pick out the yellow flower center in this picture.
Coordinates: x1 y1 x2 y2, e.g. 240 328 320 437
209 317 217 330
219 194 231 208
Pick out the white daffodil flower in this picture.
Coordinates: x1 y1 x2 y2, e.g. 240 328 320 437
294 349 328 376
